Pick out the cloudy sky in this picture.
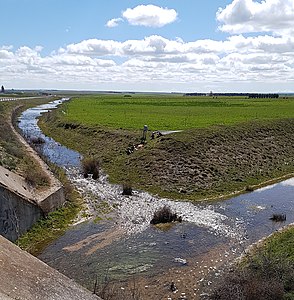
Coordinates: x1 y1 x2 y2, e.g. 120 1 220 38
1 0 294 93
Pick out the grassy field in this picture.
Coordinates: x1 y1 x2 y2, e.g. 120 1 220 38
61 94 294 130
40 94 294 202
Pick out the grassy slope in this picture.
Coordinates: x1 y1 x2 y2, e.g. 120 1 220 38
16 165 82 255
40 94 294 201
0 98 49 175
212 226 294 299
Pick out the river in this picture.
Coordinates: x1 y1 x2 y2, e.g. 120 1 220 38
18 99 294 299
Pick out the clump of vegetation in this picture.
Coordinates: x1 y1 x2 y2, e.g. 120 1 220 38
24 159 50 188
211 254 294 300
82 157 100 179
30 136 45 145
245 185 255 192
270 213 286 222
211 225 294 299
150 205 182 225
122 183 133 195
93 274 141 300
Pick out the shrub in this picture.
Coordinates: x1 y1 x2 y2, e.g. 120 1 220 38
122 183 132 195
30 136 45 145
150 205 182 225
270 213 286 222
82 157 100 180
211 254 294 300
24 162 50 187
245 185 254 192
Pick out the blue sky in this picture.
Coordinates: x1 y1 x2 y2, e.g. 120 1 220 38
2 1 231 51
1 0 294 92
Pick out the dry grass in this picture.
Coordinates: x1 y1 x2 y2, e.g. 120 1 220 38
150 205 182 225
24 158 50 188
82 157 100 180
211 254 294 299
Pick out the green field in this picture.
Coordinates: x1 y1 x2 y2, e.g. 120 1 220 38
41 94 294 202
62 95 294 130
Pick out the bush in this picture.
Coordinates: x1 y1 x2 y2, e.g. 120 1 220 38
150 205 182 225
211 254 294 300
245 185 254 192
82 157 100 180
30 136 45 145
24 162 50 187
211 270 284 300
122 183 132 195
270 213 286 222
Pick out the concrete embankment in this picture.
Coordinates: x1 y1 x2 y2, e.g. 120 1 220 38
0 165 64 241
0 104 66 242
0 235 101 300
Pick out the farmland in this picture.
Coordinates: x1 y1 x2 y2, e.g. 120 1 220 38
40 94 294 201
60 94 294 130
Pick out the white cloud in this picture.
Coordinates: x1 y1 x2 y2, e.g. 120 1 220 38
122 5 177 27
61 38 121 56
0 50 14 59
106 18 123 28
217 0 294 36
1 33 294 92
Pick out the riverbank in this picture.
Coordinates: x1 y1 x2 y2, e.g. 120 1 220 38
39 102 294 202
0 98 51 182
211 223 294 299
0 97 80 254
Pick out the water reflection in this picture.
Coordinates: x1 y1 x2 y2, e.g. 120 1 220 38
18 98 81 168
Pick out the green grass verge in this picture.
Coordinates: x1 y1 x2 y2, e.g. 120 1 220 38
262 225 294 262
0 98 56 184
15 202 79 255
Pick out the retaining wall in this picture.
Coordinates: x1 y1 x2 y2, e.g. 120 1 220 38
0 235 101 300
0 185 42 241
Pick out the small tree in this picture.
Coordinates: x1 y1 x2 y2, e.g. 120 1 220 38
1 85 4 93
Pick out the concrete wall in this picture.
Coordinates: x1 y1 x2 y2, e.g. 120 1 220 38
0 235 101 300
37 186 65 214
0 185 43 241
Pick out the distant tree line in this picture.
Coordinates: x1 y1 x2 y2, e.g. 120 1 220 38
247 93 279 98
184 93 206 96
184 92 279 98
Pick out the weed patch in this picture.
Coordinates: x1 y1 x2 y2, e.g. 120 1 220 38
82 157 100 180
122 183 133 195
150 205 182 225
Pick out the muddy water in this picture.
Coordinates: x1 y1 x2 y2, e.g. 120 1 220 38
18 99 294 297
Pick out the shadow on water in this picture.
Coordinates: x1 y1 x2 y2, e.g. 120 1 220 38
18 99 294 291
